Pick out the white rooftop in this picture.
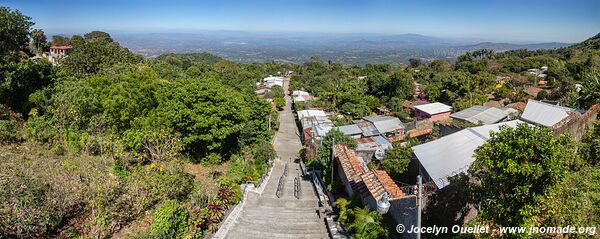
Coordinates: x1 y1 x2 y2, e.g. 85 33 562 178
292 90 310 97
521 100 576 127
297 109 327 120
451 105 513 125
412 120 527 189
414 102 452 115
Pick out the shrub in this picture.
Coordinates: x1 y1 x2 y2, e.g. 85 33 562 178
129 161 194 208
0 105 23 144
0 173 68 237
151 200 189 239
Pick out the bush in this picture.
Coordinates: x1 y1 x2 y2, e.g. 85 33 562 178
0 105 23 144
151 200 189 239
129 161 194 208
0 173 68 237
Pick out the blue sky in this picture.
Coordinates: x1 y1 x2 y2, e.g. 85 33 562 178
3 0 599 42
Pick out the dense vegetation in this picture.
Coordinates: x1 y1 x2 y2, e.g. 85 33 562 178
1 6 598 239
467 123 599 238
0 7 285 238
291 34 600 117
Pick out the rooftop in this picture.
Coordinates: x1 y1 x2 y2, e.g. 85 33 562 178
414 102 452 115
521 100 577 127
334 144 367 185
50 45 72 50
354 120 380 137
355 135 392 152
451 105 514 125
334 145 405 201
412 120 527 189
363 115 405 133
335 124 362 136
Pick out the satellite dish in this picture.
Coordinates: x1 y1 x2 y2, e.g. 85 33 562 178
375 148 385 160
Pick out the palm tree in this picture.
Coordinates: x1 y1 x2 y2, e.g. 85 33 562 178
347 206 388 239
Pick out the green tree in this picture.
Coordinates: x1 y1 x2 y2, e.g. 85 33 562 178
154 77 250 161
381 143 412 176
386 71 414 101
347 206 389 239
408 58 422 68
60 32 141 77
151 200 189 239
29 29 48 55
580 121 600 166
578 67 600 109
0 7 33 56
0 59 53 115
317 129 357 185
469 124 577 229
50 35 70 46
84 31 113 42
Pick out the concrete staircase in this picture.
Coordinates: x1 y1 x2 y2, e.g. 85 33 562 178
226 160 329 239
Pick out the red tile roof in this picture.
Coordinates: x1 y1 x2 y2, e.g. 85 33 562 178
50 45 72 50
525 87 544 97
334 144 407 201
507 102 527 111
334 144 366 184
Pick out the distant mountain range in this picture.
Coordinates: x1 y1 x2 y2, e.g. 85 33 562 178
108 31 575 64
456 42 572 51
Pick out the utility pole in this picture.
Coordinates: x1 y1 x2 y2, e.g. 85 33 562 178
268 114 272 131
330 137 335 185
417 175 422 239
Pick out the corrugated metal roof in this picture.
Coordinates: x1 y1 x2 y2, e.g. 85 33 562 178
412 120 526 189
451 105 511 125
356 136 392 152
292 90 310 97
336 124 362 136
299 112 334 137
414 102 452 115
355 120 380 137
521 100 575 127
363 115 405 133
297 109 327 120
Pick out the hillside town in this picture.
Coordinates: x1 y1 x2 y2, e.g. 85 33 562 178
1 3 598 239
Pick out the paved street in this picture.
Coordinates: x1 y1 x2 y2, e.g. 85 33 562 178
225 77 329 239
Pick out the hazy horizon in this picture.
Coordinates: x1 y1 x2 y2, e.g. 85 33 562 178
4 0 599 43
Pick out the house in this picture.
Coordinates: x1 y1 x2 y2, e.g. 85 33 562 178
263 76 284 89
292 90 313 103
520 99 578 127
524 87 547 98
355 136 393 161
403 99 429 110
297 109 334 159
255 86 269 95
335 124 363 138
353 120 381 137
413 102 452 122
412 120 527 189
47 45 72 65
362 115 405 137
297 109 334 141
506 102 527 111
451 105 519 125
334 145 417 238
527 66 548 78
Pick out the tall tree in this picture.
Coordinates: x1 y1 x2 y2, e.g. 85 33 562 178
0 7 33 56
60 32 141 77
469 124 577 228
84 31 113 42
50 35 70 46
29 29 47 55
